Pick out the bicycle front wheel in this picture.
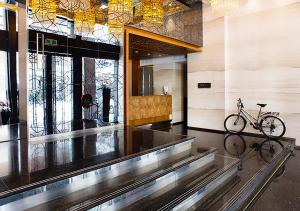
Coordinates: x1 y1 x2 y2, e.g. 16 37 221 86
224 114 246 134
259 139 284 163
260 115 286 138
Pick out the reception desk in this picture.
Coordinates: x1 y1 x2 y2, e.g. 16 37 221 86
128 95 172 126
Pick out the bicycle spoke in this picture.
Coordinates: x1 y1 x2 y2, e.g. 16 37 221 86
225 114 246 133
261 116 285 138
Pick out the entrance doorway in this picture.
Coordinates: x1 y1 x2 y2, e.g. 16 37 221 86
124 26 201 127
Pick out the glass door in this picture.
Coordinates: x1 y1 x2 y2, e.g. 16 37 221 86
82 58 119 123
53 56 73 133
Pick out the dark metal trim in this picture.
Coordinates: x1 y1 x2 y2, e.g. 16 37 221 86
28 30 120 60
45 55 54 134
72 55 83 122
6 9 18 123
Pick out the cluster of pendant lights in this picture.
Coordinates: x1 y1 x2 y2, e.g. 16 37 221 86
31 0 166 35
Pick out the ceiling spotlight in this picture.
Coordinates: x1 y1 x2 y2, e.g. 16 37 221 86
135 50 139 53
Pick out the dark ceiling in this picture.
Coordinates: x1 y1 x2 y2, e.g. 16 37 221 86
129 34 190 60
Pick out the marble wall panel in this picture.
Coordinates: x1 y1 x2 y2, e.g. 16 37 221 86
188 0 300 145
153 62 184 123
187 12 226 130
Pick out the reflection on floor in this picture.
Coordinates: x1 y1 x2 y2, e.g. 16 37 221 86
252 150 300 211
0 120 114 142
147 124 299 211
0 123 296 210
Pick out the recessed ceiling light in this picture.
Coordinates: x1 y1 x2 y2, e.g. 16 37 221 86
147 53 151 56
135 50 139 53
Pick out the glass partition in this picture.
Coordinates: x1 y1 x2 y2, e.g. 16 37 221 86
0 51 8 103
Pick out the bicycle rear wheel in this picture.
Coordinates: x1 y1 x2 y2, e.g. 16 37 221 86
224 114 246 134
260 115 286 138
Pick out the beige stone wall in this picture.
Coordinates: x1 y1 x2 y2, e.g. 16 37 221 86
188 0 300 145
188 8 226 131
153 62 184 123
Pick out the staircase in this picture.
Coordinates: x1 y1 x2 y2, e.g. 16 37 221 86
0 135 292 211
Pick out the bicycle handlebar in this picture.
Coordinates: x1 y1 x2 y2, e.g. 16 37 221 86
237 98 244 108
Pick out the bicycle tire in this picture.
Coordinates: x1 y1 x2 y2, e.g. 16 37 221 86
224 114 246 134
260 115 286 139
224 134 247 157
259 139 284 163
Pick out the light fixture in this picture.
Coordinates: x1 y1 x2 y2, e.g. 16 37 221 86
74 8 95 33
209 0 240 14
143 0 164 25
31 0 58 22
93 0 107 24
59 0 90 13
108 0 133 36
134 0 143 17
73 0 96 33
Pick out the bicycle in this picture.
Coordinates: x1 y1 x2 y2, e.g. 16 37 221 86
224 98 286 138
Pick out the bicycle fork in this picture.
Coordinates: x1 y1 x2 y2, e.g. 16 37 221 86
234 113 241 126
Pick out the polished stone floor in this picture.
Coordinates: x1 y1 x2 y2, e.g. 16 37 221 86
252 150 300 211
0 125 190 197
0 120 112 142
0 123 297 210
146 124 299 211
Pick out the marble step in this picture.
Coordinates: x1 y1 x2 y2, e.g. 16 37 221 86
0 141 216 210
79 154 239 211
0 137 195 200
218 144 293 211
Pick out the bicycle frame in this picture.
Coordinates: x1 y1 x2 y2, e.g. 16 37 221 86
237 105 264 128
227 98 285 138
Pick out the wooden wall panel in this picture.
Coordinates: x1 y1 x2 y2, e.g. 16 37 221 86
128 96 172 126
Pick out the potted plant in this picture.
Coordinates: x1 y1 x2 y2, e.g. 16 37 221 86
0 101 11 125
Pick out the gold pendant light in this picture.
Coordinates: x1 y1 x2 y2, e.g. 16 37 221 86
73 0 95 33
74 9 95 33
31 0 58 22
108 0 133 36
59 0 91 13
143 0 164 25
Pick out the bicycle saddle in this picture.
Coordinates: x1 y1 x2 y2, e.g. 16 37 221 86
257 103 267 107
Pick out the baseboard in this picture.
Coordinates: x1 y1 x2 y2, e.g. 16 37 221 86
172 121 184 126
187 127 226 134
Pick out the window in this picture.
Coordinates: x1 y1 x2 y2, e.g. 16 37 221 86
53 56 73 132
0 51 8 102
95 59 119 123
28 53 46 136
82 59 119 123
0 7 5 30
